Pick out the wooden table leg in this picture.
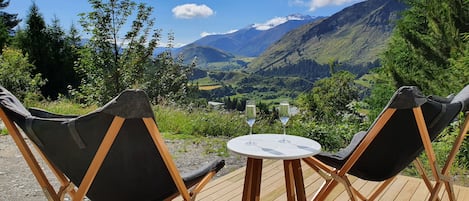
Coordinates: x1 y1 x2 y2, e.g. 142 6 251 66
292 159 306 201
284 160 296 201
243 158 263 201
284 159 307 201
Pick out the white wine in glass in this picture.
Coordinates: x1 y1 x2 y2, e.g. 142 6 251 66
245 100 256 145
279 101 290 143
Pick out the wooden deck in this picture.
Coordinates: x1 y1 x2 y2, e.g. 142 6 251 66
176 160 469 201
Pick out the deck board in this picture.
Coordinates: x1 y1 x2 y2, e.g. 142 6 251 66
175 159 469 200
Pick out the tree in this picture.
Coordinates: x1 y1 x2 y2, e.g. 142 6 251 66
0 47 44 102
17 4 49 92
145 41 194 104
77 0 162 104
453 33 469 83
16 4 80 99
0 18 8 51
42 17 81 98
298 71 360 123
381 0 469 95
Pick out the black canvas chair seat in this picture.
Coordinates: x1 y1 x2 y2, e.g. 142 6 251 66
0 86 224 201
303 85 469 201
316 90 461 181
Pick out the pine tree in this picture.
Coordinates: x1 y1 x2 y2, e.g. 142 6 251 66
43 17 80 97
16 4 81 99
0 0 20 33
20 3 49 93
0 0 20 50
381 0 468 95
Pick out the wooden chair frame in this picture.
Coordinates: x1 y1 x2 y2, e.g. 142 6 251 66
303 108 469 201
0 108 215 201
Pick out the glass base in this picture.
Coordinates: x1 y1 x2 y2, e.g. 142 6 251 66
245 140 256 145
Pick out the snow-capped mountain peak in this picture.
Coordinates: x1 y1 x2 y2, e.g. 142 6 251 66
252 14 313 31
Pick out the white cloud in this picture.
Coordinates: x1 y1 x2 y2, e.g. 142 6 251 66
172 4 214 19
253 15 306 31
253 17 288 31
309 0 359 11
200 29 238 37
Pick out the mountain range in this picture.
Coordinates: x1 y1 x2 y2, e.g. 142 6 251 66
175 14 320 69
250 0 407 73
189 14 320 57
176 0 406 74
175 0 408 101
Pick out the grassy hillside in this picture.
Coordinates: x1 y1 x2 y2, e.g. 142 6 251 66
248 0 406 72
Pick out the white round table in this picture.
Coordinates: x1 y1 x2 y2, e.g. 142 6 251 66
227 134 321 201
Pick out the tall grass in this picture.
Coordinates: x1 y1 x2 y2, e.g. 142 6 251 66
154 105 247 137
28 98 97 115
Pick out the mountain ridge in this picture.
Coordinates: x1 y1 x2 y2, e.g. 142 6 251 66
249 0 407 72
176 14 322 68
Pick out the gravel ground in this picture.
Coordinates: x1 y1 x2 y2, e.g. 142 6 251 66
0 134 245 201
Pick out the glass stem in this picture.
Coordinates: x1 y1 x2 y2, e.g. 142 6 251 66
283 124 286 135
250 126 253 135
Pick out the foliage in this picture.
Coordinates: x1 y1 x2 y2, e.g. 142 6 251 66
15 4 80 99
15 4 48 95
0 18 8 51
77 0 162 104
381 0 469 95
290 116 364 151
379 0 469 169
0 1 18 52
144 47 194 104
153 104 246 137
0 47 44 103
284 69 367 150
450 33 469 87
297 71 360 123
0 0 21 34
362 68 397 121
40 98 361 153
28 97 97 115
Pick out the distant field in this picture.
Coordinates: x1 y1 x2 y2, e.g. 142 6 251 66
199 85 222 90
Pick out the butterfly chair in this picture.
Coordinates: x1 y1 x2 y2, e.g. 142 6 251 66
302 85 469 201
0 86 225 201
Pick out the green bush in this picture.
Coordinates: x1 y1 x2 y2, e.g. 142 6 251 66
0 47 45 103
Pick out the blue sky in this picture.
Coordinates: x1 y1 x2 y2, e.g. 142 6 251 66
6 0 363 47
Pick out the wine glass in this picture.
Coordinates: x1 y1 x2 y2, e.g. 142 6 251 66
278 101 290 143
245 100 256 145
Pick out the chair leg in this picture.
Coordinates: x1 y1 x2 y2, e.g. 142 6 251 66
414 159 434 192
304 157 358 201
368 177 395 201
0 109 61 201
313 179 340 201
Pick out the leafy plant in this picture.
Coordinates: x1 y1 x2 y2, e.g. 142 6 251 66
0 47 44 103
0 128 8 135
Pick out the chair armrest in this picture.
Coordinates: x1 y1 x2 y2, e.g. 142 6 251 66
181 158 225 188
